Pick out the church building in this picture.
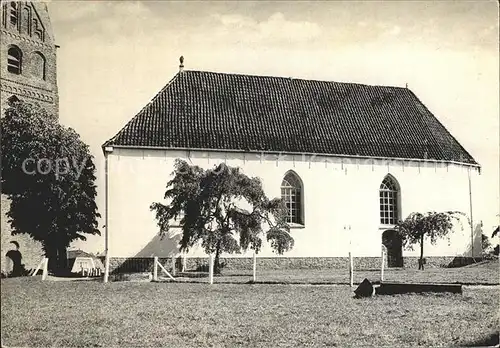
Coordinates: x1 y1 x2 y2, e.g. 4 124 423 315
1 1 59 274
103 60 482 271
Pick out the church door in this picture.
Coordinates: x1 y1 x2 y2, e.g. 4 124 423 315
382 229 403 267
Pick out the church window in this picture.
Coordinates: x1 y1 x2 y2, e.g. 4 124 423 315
33 52 46 80
379 175 400 225
33 18 43 41
281 171 304 225
22 7 30 35
9 2 17 26
7 46 22 74
7 95 20 105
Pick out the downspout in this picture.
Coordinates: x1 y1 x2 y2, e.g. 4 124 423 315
105 150 109 257
103 146 113 282
468 167 474 259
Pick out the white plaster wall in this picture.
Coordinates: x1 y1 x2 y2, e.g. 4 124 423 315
106 148 482 259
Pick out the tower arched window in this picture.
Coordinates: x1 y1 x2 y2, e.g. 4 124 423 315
22 7 30 35
33 18 43 41
33 52 46 80
7 95 20 106
9 2 18 26
379 175 400 225
7 46 22 74
281 171 304 225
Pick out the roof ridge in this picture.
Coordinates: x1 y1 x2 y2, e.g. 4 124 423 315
182 69 409 90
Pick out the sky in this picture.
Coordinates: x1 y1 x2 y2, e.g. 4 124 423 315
46 1 499 254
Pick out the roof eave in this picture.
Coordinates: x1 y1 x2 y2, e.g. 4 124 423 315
105 144 481 168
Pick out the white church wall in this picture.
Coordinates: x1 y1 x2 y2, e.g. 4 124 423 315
106 147 482 261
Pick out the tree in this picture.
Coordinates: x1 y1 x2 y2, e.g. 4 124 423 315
395 211 465 270
481 233 491 254
493 226 499 238
1 100 100 272
150 159 294 274
491 225 499 256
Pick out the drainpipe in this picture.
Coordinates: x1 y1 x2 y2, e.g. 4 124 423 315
468 167 474 258
103 146 113 282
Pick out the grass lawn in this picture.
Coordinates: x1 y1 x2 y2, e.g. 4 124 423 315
1 277 498 347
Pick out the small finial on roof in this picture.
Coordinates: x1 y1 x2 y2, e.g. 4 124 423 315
405 82 408 88
179 56 184 72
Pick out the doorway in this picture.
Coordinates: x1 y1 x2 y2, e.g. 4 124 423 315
382 229 403 267
5 241 23 276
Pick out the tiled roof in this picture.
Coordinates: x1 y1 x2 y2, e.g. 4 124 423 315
104 70 477 164
67 249 94 259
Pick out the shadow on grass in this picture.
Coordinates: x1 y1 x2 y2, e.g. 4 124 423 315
462 332 499 347
179 272 254 278
178 272 208 278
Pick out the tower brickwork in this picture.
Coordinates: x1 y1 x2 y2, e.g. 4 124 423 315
1 2 59 274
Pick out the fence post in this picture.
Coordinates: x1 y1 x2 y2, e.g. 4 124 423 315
41 257 48 281
380 250 385 282
182 254 187 272
103 254 110 283
171 255 176 277
153 256 158 281
31 258 45 277
252 251 257 282
208 254 214 285
349 252 353 287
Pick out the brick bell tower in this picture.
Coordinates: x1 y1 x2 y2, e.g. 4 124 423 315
1 2 59 274
1 1 58 117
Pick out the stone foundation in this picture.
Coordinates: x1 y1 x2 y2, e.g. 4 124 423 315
106 255 482 274
403 256 481 268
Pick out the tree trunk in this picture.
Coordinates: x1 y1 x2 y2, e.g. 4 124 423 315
45 245 58 273
57 244 68 275
44 243 68 275
214 241 222 275
418 235 425 270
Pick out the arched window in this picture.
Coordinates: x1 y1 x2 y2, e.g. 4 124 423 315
7 46 22 74
379 175 400 225
281 171 303 225
22 7 30 35
7 95 20 106
33 18 43 40
9 2 18 26
32 52 46 80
